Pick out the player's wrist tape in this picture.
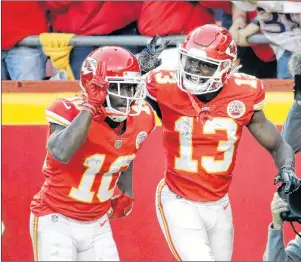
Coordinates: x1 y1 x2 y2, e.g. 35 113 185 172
81 102 99 116
279 165 295 172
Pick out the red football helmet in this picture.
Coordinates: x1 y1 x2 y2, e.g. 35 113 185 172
80 46 146 122
177 24 238 95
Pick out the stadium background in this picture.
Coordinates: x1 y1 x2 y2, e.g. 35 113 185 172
2 80 301 261
2 0 301 260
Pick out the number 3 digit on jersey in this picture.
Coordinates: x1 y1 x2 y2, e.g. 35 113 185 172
175 117 238 174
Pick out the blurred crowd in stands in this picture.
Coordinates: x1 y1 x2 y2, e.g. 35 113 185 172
2 1 301 81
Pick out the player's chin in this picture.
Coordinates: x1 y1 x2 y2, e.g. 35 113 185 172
113 106 127 113
186 75 208 85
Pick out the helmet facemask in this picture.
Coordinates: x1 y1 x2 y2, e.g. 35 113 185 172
177 48 234 95
105 73 146 122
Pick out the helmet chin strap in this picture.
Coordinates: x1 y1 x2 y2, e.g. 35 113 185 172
228 64 241 76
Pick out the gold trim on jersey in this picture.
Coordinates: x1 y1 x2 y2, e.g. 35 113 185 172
33 215 39 261
157 179 182 261
253 99 265 111
46 110 70 127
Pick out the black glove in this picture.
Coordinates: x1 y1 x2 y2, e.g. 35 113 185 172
138 35 170 74
274 165 301 194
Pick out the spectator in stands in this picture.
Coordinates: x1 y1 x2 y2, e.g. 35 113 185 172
138 1 215 69
282 53 301 154
43 1 142 79
263 192 301 261
198 1 232 28
227 1 277 78
138 2 215 37
2 2 48 80
232 1 301 79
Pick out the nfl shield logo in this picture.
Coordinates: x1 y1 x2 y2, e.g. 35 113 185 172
114 140 123 149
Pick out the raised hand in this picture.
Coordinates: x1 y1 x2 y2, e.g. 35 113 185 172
138 35 170 74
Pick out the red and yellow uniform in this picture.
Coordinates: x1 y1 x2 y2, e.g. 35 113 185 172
31 96 155 221
147 69 265 202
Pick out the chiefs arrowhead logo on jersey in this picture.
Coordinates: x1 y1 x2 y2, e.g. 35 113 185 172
136 131 148 149
227 100 246 119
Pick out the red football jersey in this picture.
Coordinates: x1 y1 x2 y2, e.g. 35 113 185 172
147 69 265 202
31 96 156 221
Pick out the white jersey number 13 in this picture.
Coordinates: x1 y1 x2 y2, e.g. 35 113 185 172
175 117 238 174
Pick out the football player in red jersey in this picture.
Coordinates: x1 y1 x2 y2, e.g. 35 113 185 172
30 46 156 261
143 24 301 261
